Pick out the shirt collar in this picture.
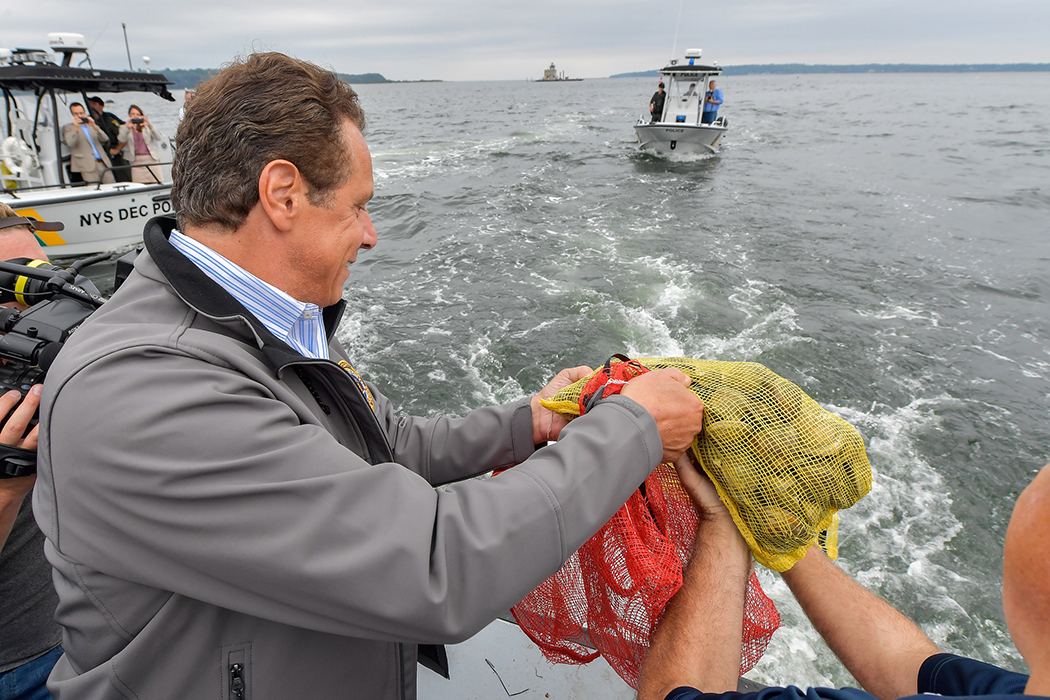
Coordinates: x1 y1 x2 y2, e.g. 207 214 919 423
168 229 327 358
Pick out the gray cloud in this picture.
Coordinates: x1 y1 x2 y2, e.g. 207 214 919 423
2 0 1047 81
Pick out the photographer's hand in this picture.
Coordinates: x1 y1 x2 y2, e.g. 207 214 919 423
0 385 41 552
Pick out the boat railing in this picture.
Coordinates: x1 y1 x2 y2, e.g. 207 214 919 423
0 181 115 198
1 163 172 198
96 161 173 189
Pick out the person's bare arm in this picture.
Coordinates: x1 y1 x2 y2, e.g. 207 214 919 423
0 386 41 551
637 453 752 700
781 546 940 700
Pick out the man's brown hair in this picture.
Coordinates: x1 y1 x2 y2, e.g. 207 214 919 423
171 52 366 231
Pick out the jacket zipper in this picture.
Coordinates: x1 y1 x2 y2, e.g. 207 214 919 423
229 663 245 700
293 361 394 463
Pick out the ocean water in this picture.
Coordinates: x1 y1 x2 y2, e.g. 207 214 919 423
116 72 1049 688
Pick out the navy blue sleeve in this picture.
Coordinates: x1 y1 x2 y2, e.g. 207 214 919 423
664 655 1033 700
663 685 878 700
918 653 1029 696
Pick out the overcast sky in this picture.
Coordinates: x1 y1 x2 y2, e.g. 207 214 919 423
3 0 1048 81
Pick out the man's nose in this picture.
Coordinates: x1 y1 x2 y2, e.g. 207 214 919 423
361 211 377 249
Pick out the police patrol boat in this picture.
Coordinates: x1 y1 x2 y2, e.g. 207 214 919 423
634 48 727 155
0 33 175 256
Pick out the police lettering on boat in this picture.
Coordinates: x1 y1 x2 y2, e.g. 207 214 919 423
0 33 175 256
634 48 728 155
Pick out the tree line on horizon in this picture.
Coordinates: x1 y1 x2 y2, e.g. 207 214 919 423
155 63 1049 88
158 67 390 89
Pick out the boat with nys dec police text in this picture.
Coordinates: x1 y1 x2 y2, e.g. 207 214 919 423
1 33 176 256
634 48 727 155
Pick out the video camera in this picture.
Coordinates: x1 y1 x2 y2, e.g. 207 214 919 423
0 250 137 477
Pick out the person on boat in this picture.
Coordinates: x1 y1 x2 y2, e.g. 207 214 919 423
115 105 167 184
636 454 1050 700
177 88 196 124
702 80 723 124
0 203 62 700
34 52 706 700
650 82 667 122
61 103 113 184
87 96 132 183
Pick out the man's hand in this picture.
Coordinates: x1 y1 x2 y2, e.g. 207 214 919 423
674 453 749 559
531 365 593 444
0 385 40 450
621 368 705 463
0 385 41 552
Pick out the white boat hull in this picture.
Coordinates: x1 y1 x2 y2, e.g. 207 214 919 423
1 183 172 257
418 618 634 699
634 122 726 155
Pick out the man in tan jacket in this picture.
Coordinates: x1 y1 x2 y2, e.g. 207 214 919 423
61 102 113 184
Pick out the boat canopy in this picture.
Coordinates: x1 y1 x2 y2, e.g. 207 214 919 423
0 63 175 101
659 63 722 78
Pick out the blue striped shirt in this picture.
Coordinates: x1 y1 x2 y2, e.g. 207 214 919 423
169 230 330 360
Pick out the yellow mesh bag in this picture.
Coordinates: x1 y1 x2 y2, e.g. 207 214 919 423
540 356 871 571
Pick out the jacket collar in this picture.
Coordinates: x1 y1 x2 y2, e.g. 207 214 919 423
143 215 347 372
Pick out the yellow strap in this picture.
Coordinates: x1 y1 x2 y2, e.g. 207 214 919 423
15 259 49 307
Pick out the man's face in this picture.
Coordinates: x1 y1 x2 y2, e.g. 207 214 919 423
290 122 377 307
70 104 86 120
88 100 103 117
710 82 716 90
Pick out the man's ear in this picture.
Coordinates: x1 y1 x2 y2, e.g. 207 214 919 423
258 160 306 232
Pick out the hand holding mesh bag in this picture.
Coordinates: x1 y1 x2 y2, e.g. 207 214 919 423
540 356 872 572
507 356 781 688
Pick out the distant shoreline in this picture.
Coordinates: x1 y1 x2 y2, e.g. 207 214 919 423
612 63 1050 78
155 64 1049 89
158 68 439 89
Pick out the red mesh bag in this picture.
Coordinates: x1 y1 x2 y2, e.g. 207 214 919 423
507 356 781 688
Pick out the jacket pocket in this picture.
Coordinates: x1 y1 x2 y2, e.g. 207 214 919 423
222 643 251 700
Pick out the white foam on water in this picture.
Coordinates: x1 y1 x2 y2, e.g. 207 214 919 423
727 279 774 320
635 255 700 320
620 305 685 357
856 304 942 326
694 304 809 360
334 303 385 376
446 330 528 408
641 149 718 164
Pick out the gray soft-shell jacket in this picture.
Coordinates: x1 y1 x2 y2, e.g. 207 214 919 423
33 217 662 700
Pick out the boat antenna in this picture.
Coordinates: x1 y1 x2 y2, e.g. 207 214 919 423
121 23 133 70
670 0 684 61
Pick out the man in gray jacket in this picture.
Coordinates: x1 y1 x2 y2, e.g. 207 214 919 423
34 53 706 699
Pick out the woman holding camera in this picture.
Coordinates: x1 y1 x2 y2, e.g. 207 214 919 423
116 105 167 183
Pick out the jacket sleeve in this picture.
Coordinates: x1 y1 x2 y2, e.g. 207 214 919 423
917 653 1029 696
368 380 536 486
37 346 662 644
115 124 130 157
62 124 79 147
